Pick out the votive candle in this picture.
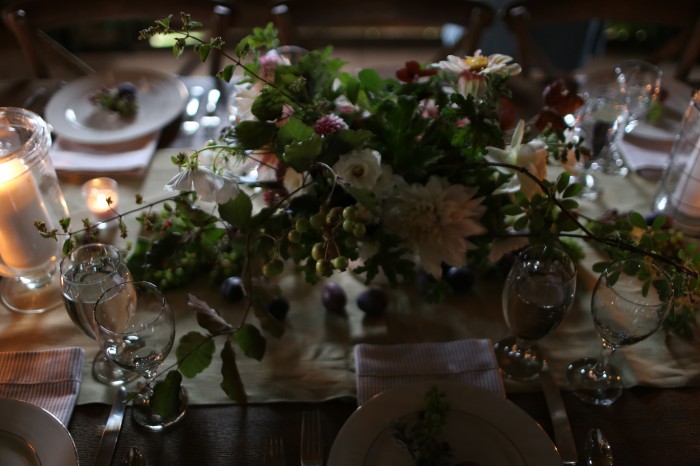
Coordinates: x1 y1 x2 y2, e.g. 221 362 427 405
82 177 119 222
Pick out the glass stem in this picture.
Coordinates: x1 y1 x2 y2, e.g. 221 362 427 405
593 339 617 374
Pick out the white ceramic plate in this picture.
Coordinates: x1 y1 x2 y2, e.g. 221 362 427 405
328 381 560 466
0 398 78 466
46 68 188 145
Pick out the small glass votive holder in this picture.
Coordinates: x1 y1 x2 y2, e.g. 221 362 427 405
81 177 119 227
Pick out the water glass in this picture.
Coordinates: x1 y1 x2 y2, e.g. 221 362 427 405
615 59 663 133
494 244 577 380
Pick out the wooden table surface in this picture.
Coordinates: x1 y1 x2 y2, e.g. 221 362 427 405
4 75 700 466
68 386 700 465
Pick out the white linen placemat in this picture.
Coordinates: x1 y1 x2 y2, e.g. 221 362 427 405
0 347 84 426
51 132 159 173
355 339 505 405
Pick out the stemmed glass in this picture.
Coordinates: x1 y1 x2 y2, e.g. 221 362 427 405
573 87 629 180
60 242 138 386
494 244 577 380
567 258 673 406
94 280 187 431
614 59 663 134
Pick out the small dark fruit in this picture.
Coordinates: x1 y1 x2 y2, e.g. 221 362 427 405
221 276 245 303
357 288 388 316
444 266 475 293
322 281 347 314
265 296 290 321
116 81 137 100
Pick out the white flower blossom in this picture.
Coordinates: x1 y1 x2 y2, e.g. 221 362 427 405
231 84 259 122
373 164 406 199
333 149 382 190
165 167 239 204
383 176 487 277
283 167 306 197
486 120 548 199
436 52 521 78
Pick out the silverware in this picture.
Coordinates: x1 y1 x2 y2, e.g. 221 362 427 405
301 410 323 466
539 366 578 465
585 428 613 466
264 436 285 466
94 386 128 466
122 446 145 466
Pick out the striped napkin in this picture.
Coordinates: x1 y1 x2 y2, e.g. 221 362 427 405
0 347 84 426
354 339 505 405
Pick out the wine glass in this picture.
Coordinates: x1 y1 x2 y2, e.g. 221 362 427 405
494 244 577 380
614 59 663 134
59 242 138 386
574 87 629 178
94 280 187 431
567 258 673 406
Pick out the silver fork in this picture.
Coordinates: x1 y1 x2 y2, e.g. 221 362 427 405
301 410 323 466
265 436 285 466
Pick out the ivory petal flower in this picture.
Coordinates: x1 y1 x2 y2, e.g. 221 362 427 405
165 167 240 204
333 149 382 190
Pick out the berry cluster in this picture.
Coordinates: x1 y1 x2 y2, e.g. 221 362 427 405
89 81 139 118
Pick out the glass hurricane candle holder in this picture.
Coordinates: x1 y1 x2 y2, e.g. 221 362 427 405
0 107 69 313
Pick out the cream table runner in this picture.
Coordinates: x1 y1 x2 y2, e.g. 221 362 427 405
1 148 700 406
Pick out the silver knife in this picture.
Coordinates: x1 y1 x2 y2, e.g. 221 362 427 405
94 386 128 466
539 366 578 465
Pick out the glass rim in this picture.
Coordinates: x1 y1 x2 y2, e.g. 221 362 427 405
94 280 169 335
599 258 674 306
59 242 123 284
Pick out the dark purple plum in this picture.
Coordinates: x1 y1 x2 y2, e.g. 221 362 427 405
266 296 290 321
221 276 245 303
322 281 347 314
357 288 387 316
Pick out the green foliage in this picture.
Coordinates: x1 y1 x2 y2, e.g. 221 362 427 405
151 371 184 418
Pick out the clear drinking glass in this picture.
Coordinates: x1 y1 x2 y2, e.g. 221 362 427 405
615 59 663 134
567 258 673 406
574 88 629 178
60 243 138 386
494 244 577 380
94 280 187 431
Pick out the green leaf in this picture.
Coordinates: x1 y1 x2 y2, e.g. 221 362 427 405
234 120 277 150
150 371 183 418
358 68 383 92
176 331 216 378
220 340 247 403
652 214 667 230
197 44 211 62
252 88 285 121
562 182 582 198
556 172 571 193
501 204 523 216
283 135 323 172
513 215 528 231
218 192 253 228
629 212 647 229
234 324 267 361
560 198 579 210
217 64 235 82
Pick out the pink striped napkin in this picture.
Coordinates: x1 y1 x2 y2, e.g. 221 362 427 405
354 339 505 405
0 347 84 426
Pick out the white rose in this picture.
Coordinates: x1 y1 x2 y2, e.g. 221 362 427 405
333 149 382 190
516 139 547 199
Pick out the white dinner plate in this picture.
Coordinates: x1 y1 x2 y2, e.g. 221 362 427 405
328 381 560 466
0 398 78 466
46 68 188 145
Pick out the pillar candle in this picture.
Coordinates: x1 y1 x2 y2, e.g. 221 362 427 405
0 159 55 270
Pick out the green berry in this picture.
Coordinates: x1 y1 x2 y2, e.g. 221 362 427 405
295 218 310 233
311 242 325 261
343 206 358 221
332 256 349 270
342 219 355 232
262 259 284 277
309 213 325 229
352 223 366 238
316 259 333 276
287 230 302 243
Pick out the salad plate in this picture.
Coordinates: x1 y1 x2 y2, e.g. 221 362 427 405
0 398 78 466
46 68 188 145
328 380 560 466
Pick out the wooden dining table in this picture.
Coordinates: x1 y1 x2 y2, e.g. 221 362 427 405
2 74 700 466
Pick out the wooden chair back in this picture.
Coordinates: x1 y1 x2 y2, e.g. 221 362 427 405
271 0 495 61
501 0 700 82
2 0 236 78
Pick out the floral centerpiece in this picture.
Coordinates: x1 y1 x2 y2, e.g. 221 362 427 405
40 15 699 409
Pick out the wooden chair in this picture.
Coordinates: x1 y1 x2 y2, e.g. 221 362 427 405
270 0 495 62
500 0 700 83
1 0 236 78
